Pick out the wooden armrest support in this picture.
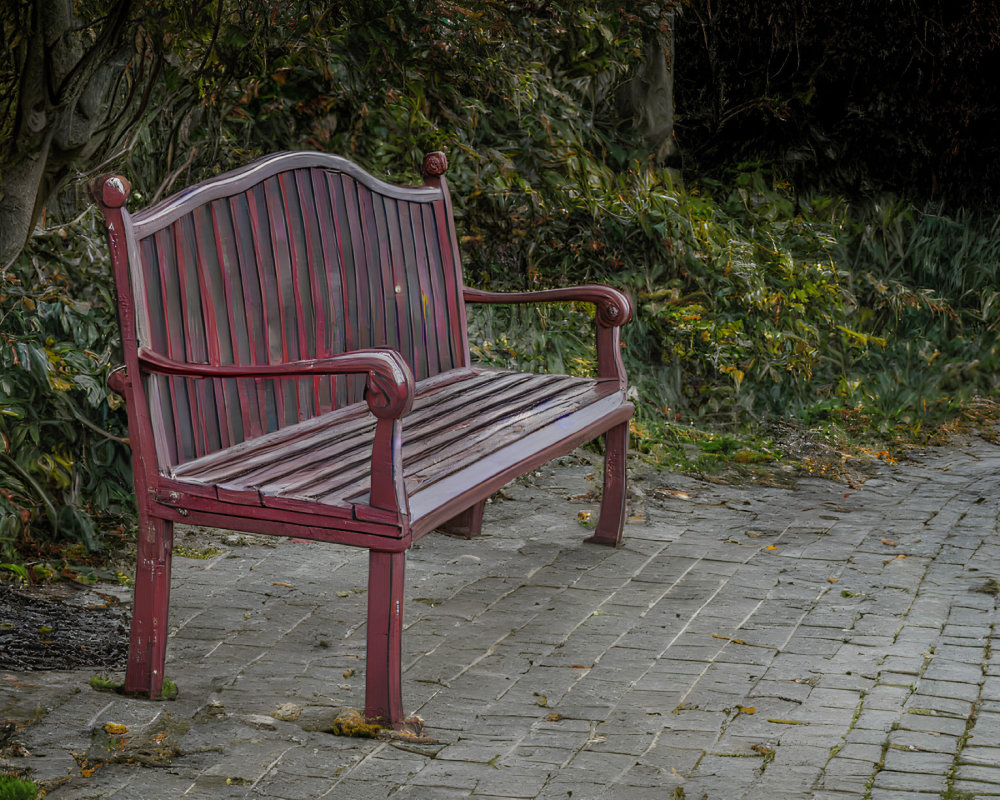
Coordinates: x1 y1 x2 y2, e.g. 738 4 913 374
137 347 415 419
463 285 632 328
463 285 631 385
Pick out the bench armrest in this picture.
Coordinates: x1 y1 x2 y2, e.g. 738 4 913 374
463 285 631 385
463 285 631 328
137 347 415 419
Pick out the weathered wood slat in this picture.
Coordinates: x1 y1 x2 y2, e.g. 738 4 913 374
231 191 272 439
153 502 408 548
275 172 313 420
180 369 498 493
156 227 197 462
396 201 424 381
293 170 334 413
211 198 251 444
195 204 240 448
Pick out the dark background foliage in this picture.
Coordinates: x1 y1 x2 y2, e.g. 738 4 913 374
673 1 1000 208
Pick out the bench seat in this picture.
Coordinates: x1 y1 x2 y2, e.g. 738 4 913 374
169 367 632 538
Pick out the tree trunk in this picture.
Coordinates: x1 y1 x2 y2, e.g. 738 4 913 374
0 0 136 270
621 16 676 163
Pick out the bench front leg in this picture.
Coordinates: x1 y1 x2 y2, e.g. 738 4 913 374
124 514 174 696
365 549 406 725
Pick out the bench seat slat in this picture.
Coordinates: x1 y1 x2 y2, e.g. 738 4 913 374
231 371 583 499
197 371 533 503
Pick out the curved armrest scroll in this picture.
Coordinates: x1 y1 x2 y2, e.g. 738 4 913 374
137 348 415 419
464 285 632 328
463 284 631 385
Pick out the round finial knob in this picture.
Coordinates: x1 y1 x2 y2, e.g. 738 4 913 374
422 151 448 177
88 175 131 208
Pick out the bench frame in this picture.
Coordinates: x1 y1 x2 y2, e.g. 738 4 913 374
91 151 633 725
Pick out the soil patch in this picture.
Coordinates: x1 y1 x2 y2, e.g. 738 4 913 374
0 582 129 671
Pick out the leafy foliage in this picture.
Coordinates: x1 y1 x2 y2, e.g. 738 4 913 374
0 212 131 560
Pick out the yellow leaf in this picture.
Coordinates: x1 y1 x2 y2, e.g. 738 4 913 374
765 545 778 551
103 722 129 735
739 707 756 714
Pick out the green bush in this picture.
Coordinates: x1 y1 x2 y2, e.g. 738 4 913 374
0 210 132 560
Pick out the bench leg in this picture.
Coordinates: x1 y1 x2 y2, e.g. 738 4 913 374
124 515 174 697
437 500 486 538
365 549 406 726
587 421 628 547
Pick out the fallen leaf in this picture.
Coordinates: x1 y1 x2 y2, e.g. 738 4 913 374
827 577 839 583
545 713 563 722
765 545 778 551
272 582 294 588
880 538 896 546
738 707 756 714
103 722 129 735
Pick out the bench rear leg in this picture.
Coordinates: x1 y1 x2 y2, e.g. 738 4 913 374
437 500 486 538
124 515 174 696
365 549 406 726
586 421 629 547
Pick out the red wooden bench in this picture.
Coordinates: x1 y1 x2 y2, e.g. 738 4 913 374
90 150 633 726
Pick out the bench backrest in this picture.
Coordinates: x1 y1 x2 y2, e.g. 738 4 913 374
96 152 469 470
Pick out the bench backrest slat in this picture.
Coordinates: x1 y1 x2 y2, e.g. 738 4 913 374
121 154 469 468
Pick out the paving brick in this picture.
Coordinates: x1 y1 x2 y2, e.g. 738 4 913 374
872 768 949 792
880 747 953 774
